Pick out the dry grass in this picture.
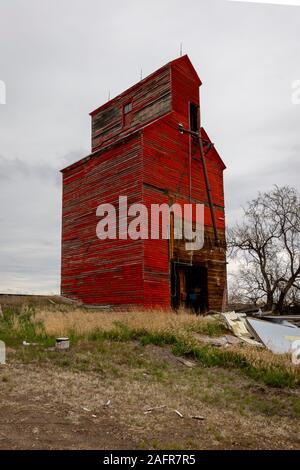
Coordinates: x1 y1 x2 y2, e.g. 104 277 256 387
230 345 298 378
35 308 221 338
34 307 299 386
1 303 299 388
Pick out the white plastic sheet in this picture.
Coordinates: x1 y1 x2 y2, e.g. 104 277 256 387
247 318 300 354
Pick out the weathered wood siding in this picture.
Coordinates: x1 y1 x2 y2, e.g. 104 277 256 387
61 133 144 305
141 56 226 310
142 185 171 307
91 65 172 152
141 117 226 309
61 55 227 310
172 227 227 311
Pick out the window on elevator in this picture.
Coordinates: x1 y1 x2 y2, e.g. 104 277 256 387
124 102 132 114
123 101 133 127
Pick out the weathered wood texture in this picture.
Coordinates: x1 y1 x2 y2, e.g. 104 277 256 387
172 226 227 311
61 133 144 305
61 55 227 309
91 65 172 152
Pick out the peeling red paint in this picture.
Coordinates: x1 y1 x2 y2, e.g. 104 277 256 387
61 56 227 309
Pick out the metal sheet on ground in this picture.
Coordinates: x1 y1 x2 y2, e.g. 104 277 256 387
246 318 300 354
221 312 262 346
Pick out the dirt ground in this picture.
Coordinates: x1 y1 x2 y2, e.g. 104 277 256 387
0 341 299 450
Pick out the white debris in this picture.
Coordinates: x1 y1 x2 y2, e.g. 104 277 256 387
247 318 300 355
22 341 38 347
145 405 166 412
221 312 263 347
191 415 205 421
174 410 184 418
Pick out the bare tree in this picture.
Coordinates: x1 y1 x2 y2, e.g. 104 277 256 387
228 186 300 313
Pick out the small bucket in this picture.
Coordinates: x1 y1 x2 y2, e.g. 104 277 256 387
56 337 70 351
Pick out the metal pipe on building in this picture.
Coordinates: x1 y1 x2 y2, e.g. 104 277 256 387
178 123 220 247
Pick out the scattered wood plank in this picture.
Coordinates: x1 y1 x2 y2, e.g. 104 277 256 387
176 357 197 368
174 410 184 418
145 405 166 413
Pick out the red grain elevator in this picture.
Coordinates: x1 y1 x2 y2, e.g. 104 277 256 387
61 55 227 311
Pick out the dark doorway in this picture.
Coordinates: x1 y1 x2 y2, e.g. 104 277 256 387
189 102 199 132
171 263 208 313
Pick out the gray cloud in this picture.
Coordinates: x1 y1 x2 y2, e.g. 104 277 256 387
0 155 60 184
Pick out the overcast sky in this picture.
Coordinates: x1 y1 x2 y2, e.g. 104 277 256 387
0 0 299 294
